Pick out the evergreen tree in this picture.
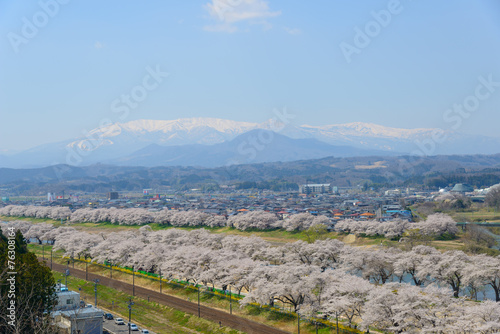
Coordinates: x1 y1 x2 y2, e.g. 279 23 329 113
0 229 56 333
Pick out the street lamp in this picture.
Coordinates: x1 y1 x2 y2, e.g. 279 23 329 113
127 298 134 334
93 279 100 307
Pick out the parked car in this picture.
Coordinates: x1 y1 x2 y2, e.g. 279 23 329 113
141 330 150 334
129 323 139 331
114 318 125 325
103 313 113 320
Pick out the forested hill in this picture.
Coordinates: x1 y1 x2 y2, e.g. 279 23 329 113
1 154 500 194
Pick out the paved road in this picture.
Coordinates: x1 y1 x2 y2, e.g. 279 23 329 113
103 318 150 334
51 262 289 334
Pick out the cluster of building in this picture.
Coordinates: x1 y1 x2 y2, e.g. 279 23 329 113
1 184 414 223
4 182 498 224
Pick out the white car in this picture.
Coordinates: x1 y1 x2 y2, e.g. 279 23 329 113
114 318 125 325
129 323 139 331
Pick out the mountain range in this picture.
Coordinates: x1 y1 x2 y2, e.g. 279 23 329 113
2 154 500 195
1 118 499 168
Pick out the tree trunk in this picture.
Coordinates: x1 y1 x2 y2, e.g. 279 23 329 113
492 284 500 302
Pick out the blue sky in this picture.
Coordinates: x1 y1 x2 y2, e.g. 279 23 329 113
1 0 499 151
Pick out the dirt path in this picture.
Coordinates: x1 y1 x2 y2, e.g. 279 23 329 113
50 262 289 334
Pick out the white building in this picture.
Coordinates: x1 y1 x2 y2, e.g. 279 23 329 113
299 184 333 194
52 286 103 334
53 307 104 334
384 189 401 196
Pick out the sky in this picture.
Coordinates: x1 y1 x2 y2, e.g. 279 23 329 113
1 0 500 152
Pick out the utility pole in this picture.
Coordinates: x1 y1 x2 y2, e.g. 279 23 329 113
93 279 100 307
85 261 88 281
65 268 69 288
229 286 232 315
50 248 53 270
159 269 162 294
127 298 134 334
109 262 112 279
42 244 45 260
197 286 200 318
132 266 135 296
297 313 300 334
336 311 339 334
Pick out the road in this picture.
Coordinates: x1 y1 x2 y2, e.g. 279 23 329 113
103 318 149 334
51 262 289 334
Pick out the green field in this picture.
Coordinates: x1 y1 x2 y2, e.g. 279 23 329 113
411 205 500 223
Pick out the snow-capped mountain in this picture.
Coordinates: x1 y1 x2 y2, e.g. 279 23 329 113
67 118 450 153
1 117 499 168
67 118 259 151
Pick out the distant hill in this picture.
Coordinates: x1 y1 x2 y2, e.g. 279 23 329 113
2 154 500 195
109 130 392 167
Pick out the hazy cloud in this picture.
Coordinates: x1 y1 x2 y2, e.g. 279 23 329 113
284 27 301 35
204 0 281 32
203 24 239 33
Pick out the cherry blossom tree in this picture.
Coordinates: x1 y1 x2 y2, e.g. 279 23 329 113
282 213 329 232
1 220 33 236
464 254 500 302
227 211 280 231
341 248 396 284
242 264 318 312
361 283 456 333
417 250 470 298
414 213 459 237
393 245 438 286
321 271 372 327
24 223 54 244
